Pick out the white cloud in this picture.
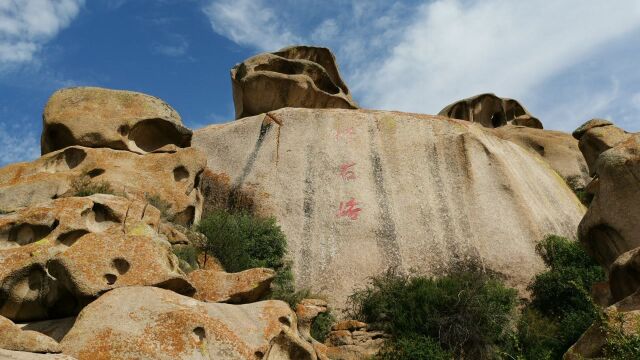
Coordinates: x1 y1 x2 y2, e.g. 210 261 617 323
0 121 40 167
203 0 300 51
0 0 84 65
152 35 189 57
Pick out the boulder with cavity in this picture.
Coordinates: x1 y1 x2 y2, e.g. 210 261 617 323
231 46 358 119
41 87 191 155
0 315 61 354
187 268 275 304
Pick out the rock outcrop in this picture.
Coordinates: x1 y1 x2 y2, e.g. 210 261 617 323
572 119 631 176
324 320 387 360
231 46 358 119
0 146 205 225
193 108 584 309
59 286 322 360
438 93 543 129
41 87 191 155
187 268 275 304
0 315 61 354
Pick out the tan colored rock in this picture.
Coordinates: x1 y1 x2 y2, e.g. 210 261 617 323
41 87 191 154
0 195 192 321
60 286 321 360
578 133 640 269
187 268 275 304
231 46 358 119
572 119 630 176
0 350 76 359
324 323 387 360
193 108 584 309
492 125 590 189
18 317 76 343
296 299 328 342
609 248 640 303
0 315 60 353
331 320 367 332
438 93 543 129
0 146 205 225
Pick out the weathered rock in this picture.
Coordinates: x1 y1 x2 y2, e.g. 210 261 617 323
0 315 60 353
577 133 640 270
572 119 630 176
0 350 76 359
492 125 590 189
18 317 76 343
60 286 321 360
324 321 387 360
0 146 205 225
41 87 191 154
231 46 358 119
193 108 584 309
438 93 543 129
0 195 192 321
187 268 275 304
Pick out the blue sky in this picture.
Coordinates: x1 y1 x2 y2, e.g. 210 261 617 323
1 0 640 167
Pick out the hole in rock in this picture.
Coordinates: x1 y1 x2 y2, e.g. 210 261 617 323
127 119 190 153
173 166 189 182
91 203 119 223
254 351 264 359
118 124 130 136
104 274 117 285
43 124 75 153
278 316 291 327
87 168 105 178
8 223 57 246
112 258 130 275
490 112 506 128
56 230 89 247
62 147 87 169
172 206 195 227
192 327 206 344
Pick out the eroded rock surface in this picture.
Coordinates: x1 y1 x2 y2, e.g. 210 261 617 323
572 119 631 176
193 108 584 309
60 286 321 360
0 146 205 225
438 93 543 129
324 320 387 360
231 46 358 119
42 87 191 154
187 268 275 304
0 315 61 353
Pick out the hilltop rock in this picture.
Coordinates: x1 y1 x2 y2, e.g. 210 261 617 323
231 46 358 119
0 195 192 321
187 268 275 303
0 315 61 353
438 93 543 129
0 146 205 225
60 286 322 360
41 87 191 155
572 119 631 176
492 125 590 188
193 108 584 309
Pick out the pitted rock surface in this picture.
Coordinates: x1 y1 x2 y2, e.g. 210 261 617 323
187 268 275 304
231 46 357 119
41 87 191 155
193 108 584 309
438 93 542 129
60 286 321 360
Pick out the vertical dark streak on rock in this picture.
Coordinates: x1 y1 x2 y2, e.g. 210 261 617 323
299 145 316 284
446 134 475 259
368 123 402 270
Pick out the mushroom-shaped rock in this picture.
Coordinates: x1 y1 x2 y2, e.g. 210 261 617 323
491 125 590 189
0 196 192 322
572 119 631 176
60 286 321 360
231 45 358 119
0 315 61 353
0 146 205 226
42 87 192 154
438 93 543 129
187 268 275 304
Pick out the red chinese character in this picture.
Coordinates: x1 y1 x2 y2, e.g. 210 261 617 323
339 162 356 180
335 128 354 142
337 198 362 220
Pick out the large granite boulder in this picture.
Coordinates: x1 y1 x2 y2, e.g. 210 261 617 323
193 108 584 309
60 286 322 360
0 315 61 353
438 93 543 129
0 146 205 225
492 125 590 189
572 119 631 176
0 195 193 321
41 87 191 154
231 46 358 119
187 268 275 304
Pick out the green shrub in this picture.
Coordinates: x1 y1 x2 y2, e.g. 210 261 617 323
71 175 114 196
311 310 335 343
377 335 452 360
145 193 172 220
347 264 518 359
173 245 199 273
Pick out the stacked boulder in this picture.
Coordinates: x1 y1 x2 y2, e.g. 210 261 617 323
0 87 326 359
564 120 640 359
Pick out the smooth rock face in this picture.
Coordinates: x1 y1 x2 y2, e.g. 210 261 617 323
187 268 275 304
41 87 192 154
231 46 358 119
492 125 590 188
0 195 192 322
0 315 61 353
572 119 630 176
193 108 584 309
438 93 543 129
0 146 205 225
60 286 320 360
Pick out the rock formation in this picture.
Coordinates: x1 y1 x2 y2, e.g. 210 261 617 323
438 93 543 129
41 87 192 154
231 46 358 119
187 268 275 303
193 108 585 309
